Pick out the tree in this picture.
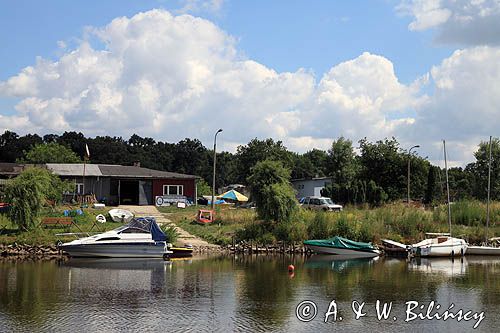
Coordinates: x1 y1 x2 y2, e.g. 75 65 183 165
18 143 81 164
291 149 328 179
467 138 500 200
0 131 43 162
236 138 293 183
326 137 358 203
57 131 87 159
424 166 438 204
4 167 71 230
172 138 210 180
247 160 297 222
196 179 212 196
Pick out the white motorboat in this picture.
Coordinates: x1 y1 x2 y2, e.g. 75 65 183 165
409 234 468 257
59 217 173 258
108 208 134 223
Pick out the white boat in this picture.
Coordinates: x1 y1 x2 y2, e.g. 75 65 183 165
467 241 500 255
60 217 173 258
108 208 134 223
410 141 467 257
409 234 468 257
409 257 468 277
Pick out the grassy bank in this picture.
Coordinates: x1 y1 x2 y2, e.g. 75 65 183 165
1 200 498 247
0 206 124 246
161 201 500 246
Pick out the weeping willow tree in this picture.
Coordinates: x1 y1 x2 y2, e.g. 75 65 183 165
4 167 71 230
247 159 298 223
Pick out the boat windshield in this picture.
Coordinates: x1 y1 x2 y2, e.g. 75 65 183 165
320 198 334 205
112 217 167 241
114 219 152 234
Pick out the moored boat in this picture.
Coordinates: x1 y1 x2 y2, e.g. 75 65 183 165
409 234 468 257
170 245 194 257
381 239 409 256
303 236 380 258
59 217 172 258
467 241 500 256
410 141 467 258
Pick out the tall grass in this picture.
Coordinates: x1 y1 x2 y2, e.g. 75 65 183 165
168 200 500 246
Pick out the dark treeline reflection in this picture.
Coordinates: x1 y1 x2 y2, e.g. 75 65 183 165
0 256 499 332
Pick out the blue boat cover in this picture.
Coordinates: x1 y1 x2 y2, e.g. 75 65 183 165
133 217 167 242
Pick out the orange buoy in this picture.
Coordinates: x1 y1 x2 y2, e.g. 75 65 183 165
288 264 295 272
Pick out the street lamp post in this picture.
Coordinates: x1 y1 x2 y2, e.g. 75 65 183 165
407 145 420 207
211 129 223 210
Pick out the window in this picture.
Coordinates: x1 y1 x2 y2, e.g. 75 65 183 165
163 185 184 196
75 183 84 194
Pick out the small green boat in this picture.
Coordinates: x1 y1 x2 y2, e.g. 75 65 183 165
304 236 380 258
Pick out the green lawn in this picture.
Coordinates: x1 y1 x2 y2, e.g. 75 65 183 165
0 206 123 246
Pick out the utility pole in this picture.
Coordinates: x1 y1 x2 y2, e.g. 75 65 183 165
407 145 420 207
211 129 223 210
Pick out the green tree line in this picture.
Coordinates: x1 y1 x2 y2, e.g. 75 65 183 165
1 130 498 205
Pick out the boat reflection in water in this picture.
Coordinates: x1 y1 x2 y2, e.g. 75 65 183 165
408 257 468 277
61 258 178 292
304 254 378 272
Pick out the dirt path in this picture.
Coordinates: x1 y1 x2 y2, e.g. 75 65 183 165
118 205 218 248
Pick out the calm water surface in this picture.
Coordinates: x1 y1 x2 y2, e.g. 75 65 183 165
0 255 499 332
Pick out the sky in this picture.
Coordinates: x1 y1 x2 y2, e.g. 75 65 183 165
1 0 499 167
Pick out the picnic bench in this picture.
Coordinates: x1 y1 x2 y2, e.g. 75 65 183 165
41 217 73 229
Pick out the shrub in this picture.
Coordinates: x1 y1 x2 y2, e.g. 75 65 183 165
333 214 358 240
4 167 70 230
162 225 179 244
307 211 331 239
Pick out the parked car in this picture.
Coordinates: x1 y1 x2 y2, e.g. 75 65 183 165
300 196 343 212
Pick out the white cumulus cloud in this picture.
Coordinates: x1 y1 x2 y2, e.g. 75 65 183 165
398 0 500 45
2 9 499 166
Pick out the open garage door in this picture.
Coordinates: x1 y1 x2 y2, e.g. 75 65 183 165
138 180 153 205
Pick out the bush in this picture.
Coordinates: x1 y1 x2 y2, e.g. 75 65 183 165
162 225 179 244
307 211 332 239
333 214 358 240
4 167 70 230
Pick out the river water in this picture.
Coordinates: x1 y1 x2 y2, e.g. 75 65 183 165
0 255 499 332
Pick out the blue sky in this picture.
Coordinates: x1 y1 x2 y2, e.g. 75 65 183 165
1 0 499 165
0 0 453 82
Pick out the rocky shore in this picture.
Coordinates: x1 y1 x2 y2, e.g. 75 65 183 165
0 243 65 261
0 242 308 261
222 242 308 254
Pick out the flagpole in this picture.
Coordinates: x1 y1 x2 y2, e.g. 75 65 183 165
82 143 90 206
82 155 86 204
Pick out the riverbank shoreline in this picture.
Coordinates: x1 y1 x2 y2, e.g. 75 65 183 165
0 242 315 261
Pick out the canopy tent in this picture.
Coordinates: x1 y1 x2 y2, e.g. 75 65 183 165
218 190 248 202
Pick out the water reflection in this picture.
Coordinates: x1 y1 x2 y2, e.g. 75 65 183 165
408 257 468 277
304 254 378 272
0 255 499 332
62 258 171 292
